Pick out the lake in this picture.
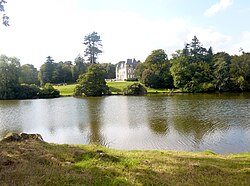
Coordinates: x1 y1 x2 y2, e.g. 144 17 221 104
0 93 250 154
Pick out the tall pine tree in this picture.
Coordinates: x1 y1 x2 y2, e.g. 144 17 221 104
83 32 102 64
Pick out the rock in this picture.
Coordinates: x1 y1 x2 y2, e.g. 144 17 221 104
1 132 44 142
20 133 29 140
1 132 22 142
20 133 44 141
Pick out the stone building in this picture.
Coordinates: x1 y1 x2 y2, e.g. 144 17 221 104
116 59 139 81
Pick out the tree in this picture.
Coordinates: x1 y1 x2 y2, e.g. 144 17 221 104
139 49 173 88
16 84 40 99
123 83 147 95
83 32 102 64
101 63 116 79
0 55 20 99
0 0 9 26
39 83 60 98
134 62 144 79
230 53 250 91
170 36 213 92
72 55 87 82
52 61 73 83
38 56 55 85
141 69 156 88
212 52 231 91
74 64 109 96
19 64 39 85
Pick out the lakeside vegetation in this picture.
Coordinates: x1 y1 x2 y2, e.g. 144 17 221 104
1 138 250 185
54 81 176 96
1 35 250 99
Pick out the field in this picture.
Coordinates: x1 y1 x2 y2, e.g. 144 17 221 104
54 81 177 96
1 139 250 185
54 84 76 96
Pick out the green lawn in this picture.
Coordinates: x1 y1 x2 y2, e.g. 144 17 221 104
54 84 76 96
1 139 250 185
107 81 137 94
54 81 179 96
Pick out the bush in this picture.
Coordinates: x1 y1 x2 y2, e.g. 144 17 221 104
123 83 147 95
39 83 60 98
193 83 215 93
74 64 109 97
73 85 83 97
125 77 139 81
16 84 40 99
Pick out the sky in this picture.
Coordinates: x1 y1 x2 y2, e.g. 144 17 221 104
0 0 250 68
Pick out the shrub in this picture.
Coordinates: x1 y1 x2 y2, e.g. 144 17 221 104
17 84 40 99
74 64 109 97
125 77 139 81
39 83 60 98
123 83 147 95
73 85 83 97
194 83 215 93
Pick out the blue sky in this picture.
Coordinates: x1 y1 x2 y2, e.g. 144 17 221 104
0 0 249 68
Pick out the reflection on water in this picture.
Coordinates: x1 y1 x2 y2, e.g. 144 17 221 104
84 97 105 145
0 93 250 154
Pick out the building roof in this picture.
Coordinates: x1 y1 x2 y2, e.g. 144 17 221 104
116 58 138 67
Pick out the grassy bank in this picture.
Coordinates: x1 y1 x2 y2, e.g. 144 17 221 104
1 139 250 185
54 84 76 96
54 82 177 96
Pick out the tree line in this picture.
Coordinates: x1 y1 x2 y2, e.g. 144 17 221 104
38 55 115 86
0 55 60 99
135 36 250 92
0 53 115 99
1 33 250 99
0 31 115 99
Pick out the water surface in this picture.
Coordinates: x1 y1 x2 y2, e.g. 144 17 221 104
0 93 250 154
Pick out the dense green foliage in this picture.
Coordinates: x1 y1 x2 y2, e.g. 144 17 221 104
102 63 116 79
230 53 250 90
0 55 20 99
38 56 55 85
19 64 39 85
74 64 109 96
170 36 214 92
38 55 115 86
212 52 232 91
2 35 250 98
71 55 87 82
38 56 73 85
123 83 147 95
39 83 60 98
135 36 250 92
136 49 173 89
0 55 60 99
16 84 40 99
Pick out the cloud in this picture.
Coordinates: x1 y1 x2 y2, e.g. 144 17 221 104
204 0 233 17
187 27 232 52
229 32 250 55
0 0 235 68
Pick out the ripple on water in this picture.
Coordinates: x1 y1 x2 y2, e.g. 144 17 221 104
0 94 250 153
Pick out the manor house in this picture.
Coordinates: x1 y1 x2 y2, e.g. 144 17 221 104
116 59 139 81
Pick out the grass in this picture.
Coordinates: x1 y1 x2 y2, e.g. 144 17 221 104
54 81 180 96
107 81 137 94
1 139 250 185
54 84 76 96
